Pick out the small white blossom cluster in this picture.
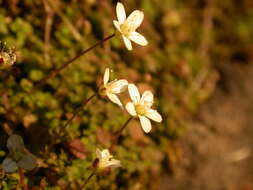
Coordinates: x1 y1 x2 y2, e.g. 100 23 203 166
97 68 162 170
102 68 162 133
96 2 162 171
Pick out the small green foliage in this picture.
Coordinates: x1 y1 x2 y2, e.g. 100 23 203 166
2 135 37 173
29 70 44 81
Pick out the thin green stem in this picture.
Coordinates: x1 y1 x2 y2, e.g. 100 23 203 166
47 93 97 151
59 93 97 136
109 117 133 152
18 168 29 190
35 33 115 88
80 169 96 190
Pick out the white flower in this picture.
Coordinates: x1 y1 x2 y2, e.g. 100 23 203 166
103 68 128 107
96 149 121 169
125 84 162 133
113 2 148 50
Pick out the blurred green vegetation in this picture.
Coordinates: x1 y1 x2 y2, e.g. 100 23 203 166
0 0 253 189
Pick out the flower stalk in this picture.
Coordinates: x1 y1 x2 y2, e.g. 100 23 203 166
35 33 115 88
80 169 96 190
47 93 97 152
18 168 29 190
60 93 98 136
109 117 132 151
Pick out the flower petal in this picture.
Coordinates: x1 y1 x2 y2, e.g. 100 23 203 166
7 134 25 151
128 84 140 103
125 102 137 116
96 148 102 160
113 20 121 32
126 10 144 31
109 79 128 94
122 36 132 50
103 68 110 85
140 90 153 107
129 32 148 46
2 157 17 173
145 109 162 122
139 116 152 133
101 149 111 159
116 2 126 24
106 92 123 107
107 159 121 168
17 154 37 171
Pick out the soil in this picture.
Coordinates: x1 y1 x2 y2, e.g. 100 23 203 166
160 62 253 190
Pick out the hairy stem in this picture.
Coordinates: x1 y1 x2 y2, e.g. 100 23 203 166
60 94 97 135
18 168 29 190
109 117 133 151
47 94 97 151
36 33 115 88
43 0 54 64
80 169 96 190
46 0 82 41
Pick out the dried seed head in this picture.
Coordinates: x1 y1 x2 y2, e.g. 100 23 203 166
0 41 16 69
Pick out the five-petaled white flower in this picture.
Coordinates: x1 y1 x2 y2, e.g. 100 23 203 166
125 84 162 133
113 2 148 50
103 68 128 107
96 148 121 170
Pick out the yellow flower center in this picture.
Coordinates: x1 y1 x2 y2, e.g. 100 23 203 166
98 155 113 169
99 160 107 169
135 104 147 116
120 23 132 37
104 83 114 93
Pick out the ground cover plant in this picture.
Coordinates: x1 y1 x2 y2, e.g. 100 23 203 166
0 0 253 189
